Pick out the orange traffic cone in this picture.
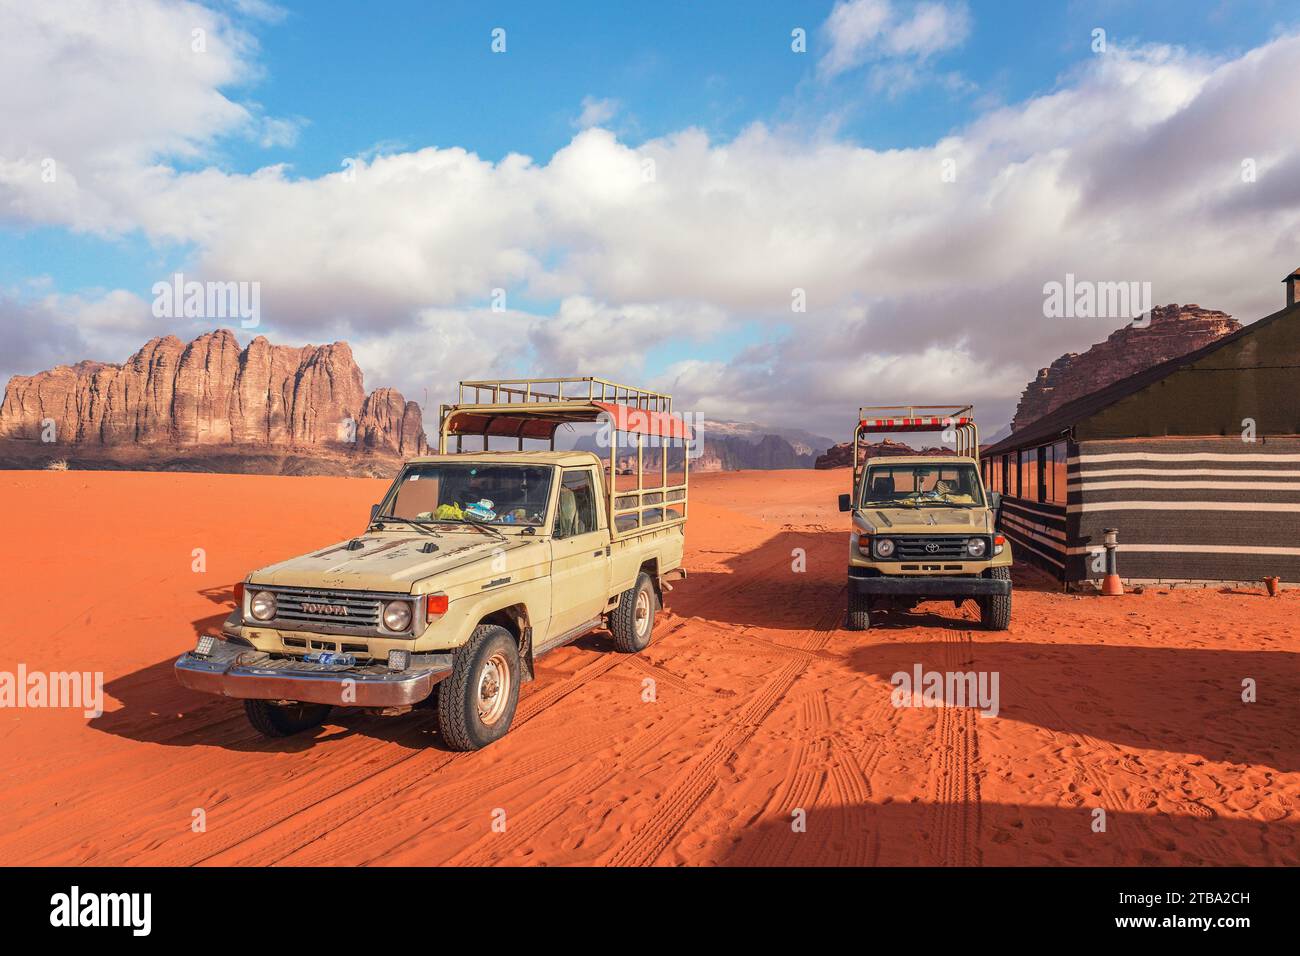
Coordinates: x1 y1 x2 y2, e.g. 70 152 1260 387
1101 528 1124 596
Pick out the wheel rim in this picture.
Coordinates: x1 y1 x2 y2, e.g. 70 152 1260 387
634 587 652 638
476 652 511 726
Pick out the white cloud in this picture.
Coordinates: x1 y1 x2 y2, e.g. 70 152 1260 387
818 0 972 81
573 96 621 129
0 0 287 233
4 2 1300 436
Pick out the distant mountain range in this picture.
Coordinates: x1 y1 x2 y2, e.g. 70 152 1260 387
0 329 424 475
0 330 835 474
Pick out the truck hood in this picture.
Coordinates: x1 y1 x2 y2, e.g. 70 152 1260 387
854 506 991 536
248 530 544 592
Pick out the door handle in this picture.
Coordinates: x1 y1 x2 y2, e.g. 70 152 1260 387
592 550 603 557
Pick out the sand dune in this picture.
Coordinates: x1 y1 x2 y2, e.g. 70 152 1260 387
0 468 1294 866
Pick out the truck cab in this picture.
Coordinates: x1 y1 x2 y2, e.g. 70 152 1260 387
837 406 1012 631
176 377 690 751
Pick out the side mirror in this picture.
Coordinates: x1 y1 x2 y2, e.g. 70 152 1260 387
838 493 852 513
989 491 1001 511
370 503 381 522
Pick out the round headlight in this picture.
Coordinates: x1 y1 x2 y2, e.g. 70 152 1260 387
967 537 988 558
249 590 277 621
874 538 896 559
383 600 413 632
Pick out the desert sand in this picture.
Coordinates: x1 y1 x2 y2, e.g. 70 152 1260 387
0 468 1295 866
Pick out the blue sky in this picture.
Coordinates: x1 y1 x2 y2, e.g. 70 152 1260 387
3 0 1300 432
7 0 1291 297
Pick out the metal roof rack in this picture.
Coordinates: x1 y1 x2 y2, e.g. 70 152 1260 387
853 404 979 484
436 377 691 539
456 377 672 413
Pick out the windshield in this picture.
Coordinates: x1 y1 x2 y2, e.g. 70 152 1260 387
380 463 555 527
859 462 985 508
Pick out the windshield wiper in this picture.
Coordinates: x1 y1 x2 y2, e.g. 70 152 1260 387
460 513 507 541
371 514 438 536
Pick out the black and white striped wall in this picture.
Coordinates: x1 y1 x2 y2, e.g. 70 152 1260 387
1064 438 1300 585
998 495 1069 576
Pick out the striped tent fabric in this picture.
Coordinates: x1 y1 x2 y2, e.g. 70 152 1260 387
1064 437 1300 584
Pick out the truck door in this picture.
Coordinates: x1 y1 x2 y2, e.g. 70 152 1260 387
549 466 611 640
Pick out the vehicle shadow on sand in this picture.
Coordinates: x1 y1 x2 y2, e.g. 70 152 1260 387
89 651 449 753
676 528 1055 631
712 799 1300 866
846 640 1300 773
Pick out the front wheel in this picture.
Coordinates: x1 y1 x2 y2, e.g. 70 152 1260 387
437 625 521 751
980 567 1012 630
846 587 872 631
243 699 332 738
610 572 657 653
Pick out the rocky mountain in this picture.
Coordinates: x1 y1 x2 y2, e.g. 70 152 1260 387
0 329 427 469
703 420 835 460
1012 305 1240 432
693 433 816 471
814 438 953 469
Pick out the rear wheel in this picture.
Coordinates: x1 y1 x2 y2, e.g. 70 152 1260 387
980 567 1012 630
437 625 521 751
243 699 332 738
846 587 872 630
610 572 657 653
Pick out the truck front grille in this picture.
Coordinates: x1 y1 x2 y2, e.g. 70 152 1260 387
265 587 383 630
892 535 972 559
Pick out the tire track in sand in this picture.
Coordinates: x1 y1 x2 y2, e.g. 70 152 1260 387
447 714 686 866
922 627 983 866
151 652 627 866
601 592 844 867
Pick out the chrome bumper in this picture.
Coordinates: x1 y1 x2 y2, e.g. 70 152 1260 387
175 637 453 707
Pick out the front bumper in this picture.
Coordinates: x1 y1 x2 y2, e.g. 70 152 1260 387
848 570 1010 597
175 637 453 707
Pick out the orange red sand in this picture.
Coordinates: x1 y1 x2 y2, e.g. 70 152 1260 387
0 468 1295 866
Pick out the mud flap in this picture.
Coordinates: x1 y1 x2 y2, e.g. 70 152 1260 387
519 625 535 683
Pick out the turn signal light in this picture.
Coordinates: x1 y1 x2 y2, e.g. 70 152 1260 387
426 593 449 621
233 581 246 606
857 534 872 552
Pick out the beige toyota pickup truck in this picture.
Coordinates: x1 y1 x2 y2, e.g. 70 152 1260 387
176 377 690 751
838 405 1012 631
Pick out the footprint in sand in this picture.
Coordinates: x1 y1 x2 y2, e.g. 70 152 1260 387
1119 755 1147 776
1178 801 1216 820
1133 788 1160 810
1258 802 1289 822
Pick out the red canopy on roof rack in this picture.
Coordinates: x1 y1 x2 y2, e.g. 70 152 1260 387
860 416 972 431
593 402 693 440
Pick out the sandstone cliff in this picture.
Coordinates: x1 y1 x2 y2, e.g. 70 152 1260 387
1012 305 1239 431
0 329 427 462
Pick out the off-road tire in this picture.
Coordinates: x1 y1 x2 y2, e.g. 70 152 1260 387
610 572 657 653
846 587 872 631
243 699 332 738
437 624 521 751
980 566 1012 630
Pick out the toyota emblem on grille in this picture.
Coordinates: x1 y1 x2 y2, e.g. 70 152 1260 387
924 542 940 553
302 602 349 616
